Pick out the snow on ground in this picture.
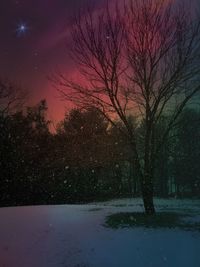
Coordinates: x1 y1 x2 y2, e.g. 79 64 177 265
0 198 200 267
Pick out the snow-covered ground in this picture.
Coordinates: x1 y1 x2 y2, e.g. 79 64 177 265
0 198 200 267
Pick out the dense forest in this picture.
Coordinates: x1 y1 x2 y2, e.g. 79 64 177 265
0 99 199 207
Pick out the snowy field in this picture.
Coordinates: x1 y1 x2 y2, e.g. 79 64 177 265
0 198 200 267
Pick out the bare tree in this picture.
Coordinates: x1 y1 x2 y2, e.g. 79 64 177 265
55 0 200 214
0 79 26 118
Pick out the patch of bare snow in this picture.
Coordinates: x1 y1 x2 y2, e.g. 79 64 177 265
0 198 199 267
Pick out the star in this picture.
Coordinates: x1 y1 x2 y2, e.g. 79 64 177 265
16 22 29 36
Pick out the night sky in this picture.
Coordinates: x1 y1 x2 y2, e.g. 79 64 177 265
0 0 104 123
0 0 198 123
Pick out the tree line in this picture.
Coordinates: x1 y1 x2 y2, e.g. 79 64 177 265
0 98 199 207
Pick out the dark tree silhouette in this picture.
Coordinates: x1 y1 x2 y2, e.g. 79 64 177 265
173 109 200 195
56 0 200 214
0 79 26 117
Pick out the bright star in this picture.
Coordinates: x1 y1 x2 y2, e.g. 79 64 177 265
16 22 28 36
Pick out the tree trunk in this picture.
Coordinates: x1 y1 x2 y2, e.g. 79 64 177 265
139 96 156 213
133 177 137 196
129 135 156 214
128 162 133 195
141 176 155 215
130 145 156 214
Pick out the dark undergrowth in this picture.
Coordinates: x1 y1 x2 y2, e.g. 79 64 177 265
105 212 200 232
